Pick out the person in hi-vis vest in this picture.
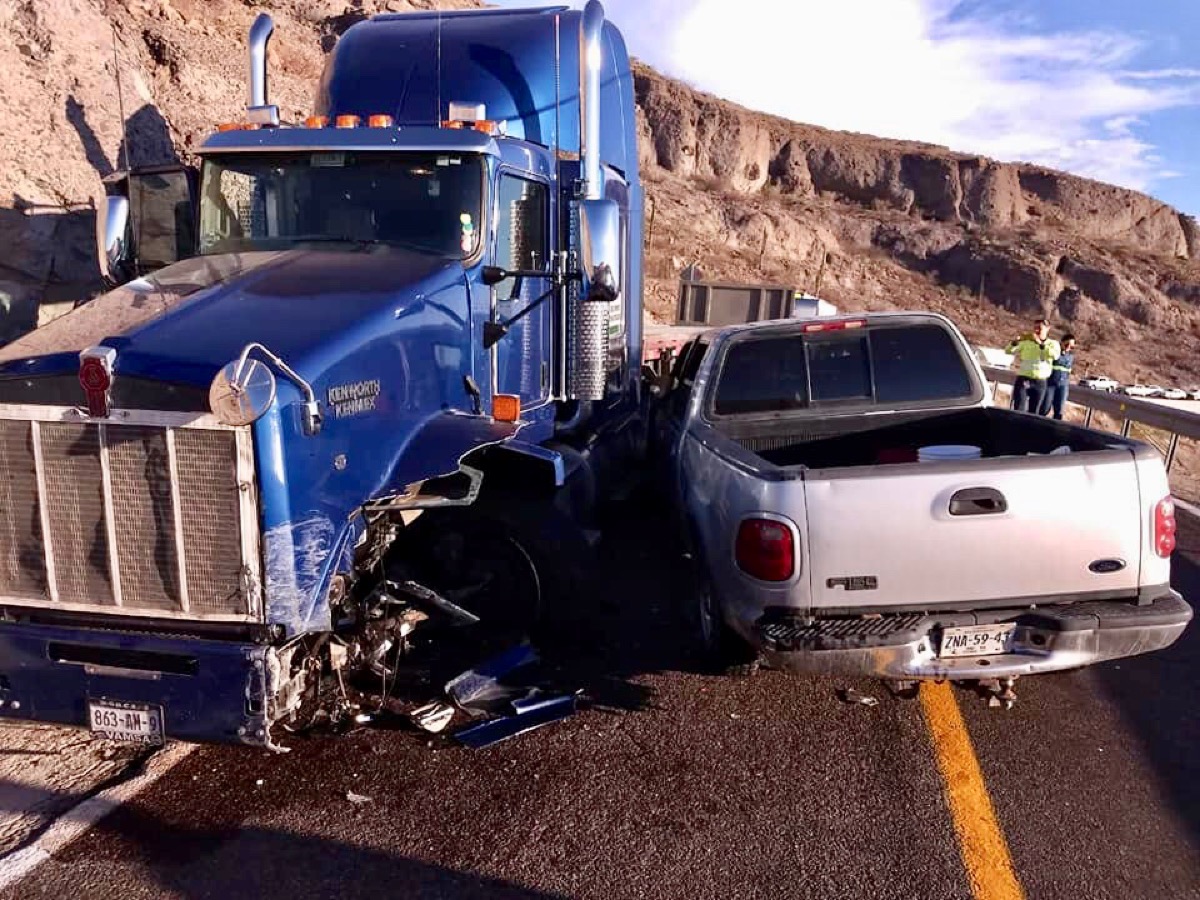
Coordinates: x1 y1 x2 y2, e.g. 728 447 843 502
1006 318 1054 414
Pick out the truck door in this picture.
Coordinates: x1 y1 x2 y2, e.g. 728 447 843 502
493 173 551 408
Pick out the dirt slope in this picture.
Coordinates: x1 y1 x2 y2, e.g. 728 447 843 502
3 0 1200 389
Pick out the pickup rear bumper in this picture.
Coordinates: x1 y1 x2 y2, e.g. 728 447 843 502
753 590 1192 679
0 622 273 747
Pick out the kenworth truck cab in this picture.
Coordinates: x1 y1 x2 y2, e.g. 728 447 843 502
0 3 643 748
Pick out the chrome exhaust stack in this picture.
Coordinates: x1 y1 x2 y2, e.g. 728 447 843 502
246 13 280 127
578 0 605 200
567 0 613 402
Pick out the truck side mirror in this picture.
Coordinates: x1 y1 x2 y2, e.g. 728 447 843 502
98 165 200 286
580 199 621 303
96 194 131 285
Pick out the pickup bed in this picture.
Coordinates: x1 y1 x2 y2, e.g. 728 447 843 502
652 312 1191 680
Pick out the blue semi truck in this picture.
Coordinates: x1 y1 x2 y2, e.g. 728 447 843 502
0 3 643 748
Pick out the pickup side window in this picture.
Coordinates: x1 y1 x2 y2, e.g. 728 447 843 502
872 324 973 403
667 340 708 417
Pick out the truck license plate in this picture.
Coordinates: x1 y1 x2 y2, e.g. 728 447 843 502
939 623 1017 658
87 700 164 746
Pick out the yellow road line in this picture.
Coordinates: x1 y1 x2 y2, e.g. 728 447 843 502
920 682 1025 900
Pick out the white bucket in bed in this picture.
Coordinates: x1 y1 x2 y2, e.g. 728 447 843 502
917 444 983 462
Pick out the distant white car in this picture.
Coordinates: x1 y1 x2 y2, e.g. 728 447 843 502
1079 376 1119 392
1189 389 1200 401
1122 384 1162 398
1161 388 1188 400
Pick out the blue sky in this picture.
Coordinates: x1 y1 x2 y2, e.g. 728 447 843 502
493 0 1200 214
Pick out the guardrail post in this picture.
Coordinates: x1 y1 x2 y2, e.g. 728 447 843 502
1083 408 1094 428
1120 419 1132 437
1166 433 1180 471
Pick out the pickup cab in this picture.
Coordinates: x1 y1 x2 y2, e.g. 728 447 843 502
653 312 1191 681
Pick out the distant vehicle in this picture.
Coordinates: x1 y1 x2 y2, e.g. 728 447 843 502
1079 375 1119 392
1189 389 1200 401
1122 384 1163 398
1161 388 1188 400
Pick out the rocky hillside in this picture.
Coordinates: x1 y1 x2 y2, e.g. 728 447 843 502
635 65 1200 387
4 0 1200 388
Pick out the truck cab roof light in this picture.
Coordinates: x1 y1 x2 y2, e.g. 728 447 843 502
305 115 329 128
801 319 866 333
441 118 502 135
448 101 487 121
335 114 361 128
367 114 394 128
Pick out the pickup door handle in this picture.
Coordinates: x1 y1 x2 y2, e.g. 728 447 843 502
949 487 1007 516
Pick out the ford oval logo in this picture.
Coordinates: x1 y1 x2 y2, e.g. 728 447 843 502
1089 559 1126 574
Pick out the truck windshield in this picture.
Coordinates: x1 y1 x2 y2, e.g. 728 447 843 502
712 323 977 415
197 151 485 258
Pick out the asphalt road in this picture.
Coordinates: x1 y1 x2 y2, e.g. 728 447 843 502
2 503 1198 900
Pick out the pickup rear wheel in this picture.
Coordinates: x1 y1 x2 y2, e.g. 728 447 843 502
694 576 759 676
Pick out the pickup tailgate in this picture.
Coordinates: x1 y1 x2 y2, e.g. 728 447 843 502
803 452 1143 609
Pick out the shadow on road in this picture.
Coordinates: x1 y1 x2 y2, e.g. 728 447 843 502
2 797 567 900
1095 549 1200 842
538 488 702 715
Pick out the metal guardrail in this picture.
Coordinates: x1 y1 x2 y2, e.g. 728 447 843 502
982 365 1200 473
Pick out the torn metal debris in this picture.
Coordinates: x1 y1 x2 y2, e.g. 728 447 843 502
409 701 456 734
837 688 880 707
445 643 540 716
453 691 578 749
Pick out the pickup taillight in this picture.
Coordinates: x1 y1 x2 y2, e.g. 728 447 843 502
735 518 796 582
1154 496 1177 558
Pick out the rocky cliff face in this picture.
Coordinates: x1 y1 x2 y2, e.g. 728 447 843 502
3 1 1199 387
635 65 1200 387
636 66 1195 259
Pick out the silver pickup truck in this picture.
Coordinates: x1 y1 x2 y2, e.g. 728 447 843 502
651 312 1191 681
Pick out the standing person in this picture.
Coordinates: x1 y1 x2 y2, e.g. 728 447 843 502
1040 333 1076 419
1006 319 1054 413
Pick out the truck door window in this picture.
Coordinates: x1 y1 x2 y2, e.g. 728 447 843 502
870 325 973 403
495 176 547 271
128 170 196 270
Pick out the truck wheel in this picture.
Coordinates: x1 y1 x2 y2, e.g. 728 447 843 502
693 575 759 676
395 492 597 641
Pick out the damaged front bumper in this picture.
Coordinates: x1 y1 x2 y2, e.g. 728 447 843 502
0 621 277 747
754 590 1193 680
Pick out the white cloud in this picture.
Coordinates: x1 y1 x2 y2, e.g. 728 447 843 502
495 0 1200 195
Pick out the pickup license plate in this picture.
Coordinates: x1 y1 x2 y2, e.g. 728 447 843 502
939 623 1017 658
87 700 165 746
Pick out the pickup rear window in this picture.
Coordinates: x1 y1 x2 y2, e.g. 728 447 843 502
712 323 976 416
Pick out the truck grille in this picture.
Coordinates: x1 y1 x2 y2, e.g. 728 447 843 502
0 413 260 621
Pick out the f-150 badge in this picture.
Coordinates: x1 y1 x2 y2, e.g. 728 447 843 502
826 576 879 591
327 380 381 418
